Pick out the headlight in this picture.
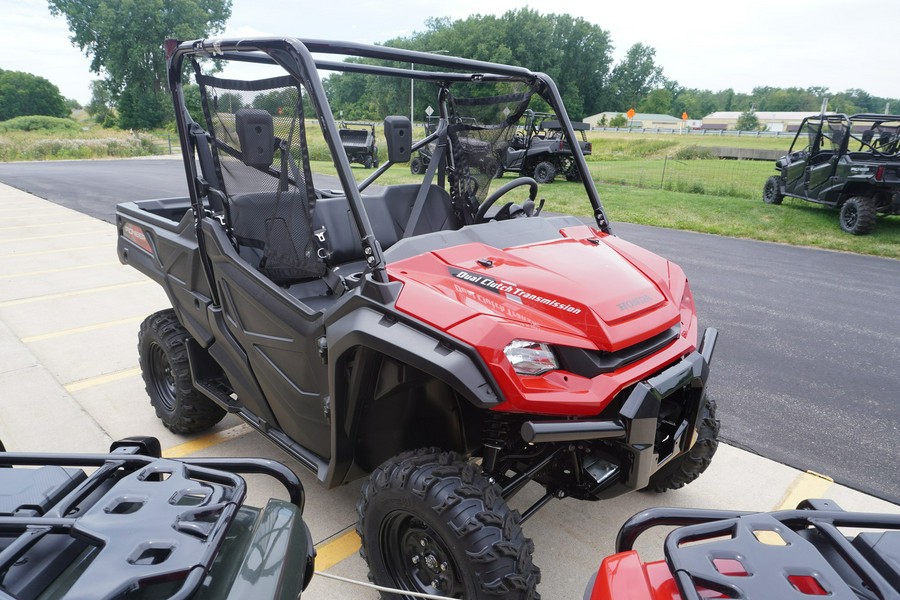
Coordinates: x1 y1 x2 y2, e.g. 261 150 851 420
504 340 559 376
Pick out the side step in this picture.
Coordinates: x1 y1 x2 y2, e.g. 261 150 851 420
187 341 329 481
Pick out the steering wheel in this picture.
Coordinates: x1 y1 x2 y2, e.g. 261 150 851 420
475 177 538 223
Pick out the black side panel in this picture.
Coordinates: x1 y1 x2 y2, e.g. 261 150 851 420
116 198 216 347
199 220 332 459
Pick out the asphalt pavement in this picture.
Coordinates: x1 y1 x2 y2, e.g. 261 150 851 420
0 158 898 503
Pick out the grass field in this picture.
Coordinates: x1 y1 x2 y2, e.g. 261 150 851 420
313 159 900 260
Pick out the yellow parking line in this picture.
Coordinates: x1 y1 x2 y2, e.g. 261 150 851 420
315 529 362 571
162 423 253 458
775 470 834 510
0 221 86 231
0 262 118 280
0 231 109 243
64 367 142 393
0 281 150 308
0 244 109 259
22 316 145 343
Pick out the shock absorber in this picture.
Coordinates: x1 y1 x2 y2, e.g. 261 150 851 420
480 412 510 474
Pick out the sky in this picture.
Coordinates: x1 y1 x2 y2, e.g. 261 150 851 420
3 0 900 106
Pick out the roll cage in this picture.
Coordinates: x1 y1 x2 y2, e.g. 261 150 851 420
164 37 608 300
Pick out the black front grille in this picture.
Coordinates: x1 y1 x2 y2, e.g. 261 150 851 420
556 325 680 378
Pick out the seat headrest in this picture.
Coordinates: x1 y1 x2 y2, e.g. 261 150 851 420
235 108 275 167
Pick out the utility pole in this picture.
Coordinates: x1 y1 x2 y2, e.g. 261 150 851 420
410 50 448 125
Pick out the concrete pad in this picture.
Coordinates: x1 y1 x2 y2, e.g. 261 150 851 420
0 244 121 276
0 319 38 373
27 319 143 384
72 372 244 451
0 262 146 302
0 354 111 453
0 282 168 338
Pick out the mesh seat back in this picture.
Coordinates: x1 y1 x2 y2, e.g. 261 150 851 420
193 69 325 284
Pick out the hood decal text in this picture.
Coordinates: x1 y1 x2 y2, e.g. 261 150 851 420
450 267 582 315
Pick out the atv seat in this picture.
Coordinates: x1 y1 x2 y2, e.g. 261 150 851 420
229 183 455 286
312 184 456 266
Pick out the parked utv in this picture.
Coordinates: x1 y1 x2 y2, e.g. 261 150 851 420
117 37 718 599
338 121 379 168
410 115 496 177
585 499 900 600
0 436 314 599
763 112 900 234
497 109 593 183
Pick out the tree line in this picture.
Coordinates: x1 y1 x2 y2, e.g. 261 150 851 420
4 5 897 129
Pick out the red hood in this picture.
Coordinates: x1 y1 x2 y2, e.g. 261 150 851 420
388 230 681 352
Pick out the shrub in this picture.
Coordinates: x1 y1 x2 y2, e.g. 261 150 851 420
673 145 715 160
0 115 80 133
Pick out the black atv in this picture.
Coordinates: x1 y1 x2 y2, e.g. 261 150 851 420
116 37 718 599
763 112 900 234
497 109 593 183
338 121 379 168
410 115 497 177
0 436 314 599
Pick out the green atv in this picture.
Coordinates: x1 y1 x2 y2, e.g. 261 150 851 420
763 112 900 234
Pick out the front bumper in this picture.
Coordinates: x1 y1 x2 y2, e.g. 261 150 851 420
520 327 718 491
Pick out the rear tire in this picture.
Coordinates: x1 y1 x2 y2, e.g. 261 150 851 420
138 310 226 434
410 156 425 175
364 155 373 169
532 161 556 184
763 176 783 204
357 448 541 599
839 196 877 235
646 398 719 493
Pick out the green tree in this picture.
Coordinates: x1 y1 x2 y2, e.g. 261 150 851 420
86 79 117 126
372 9 613 120
609 113 628 127
0 70 68 120
604 43 665 111
671 86 717 120
637 88 673 114
215 92 243 114
736 109 760 131
48 0 232 129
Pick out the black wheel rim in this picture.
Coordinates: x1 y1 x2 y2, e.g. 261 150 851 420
148 343 177 411
844 204 858 228
380 511 465 598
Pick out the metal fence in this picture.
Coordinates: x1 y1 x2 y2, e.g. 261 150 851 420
588 157 773 199
593 127 795 138
148 134 179 155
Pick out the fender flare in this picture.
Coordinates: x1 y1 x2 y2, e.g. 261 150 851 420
323 306 500 487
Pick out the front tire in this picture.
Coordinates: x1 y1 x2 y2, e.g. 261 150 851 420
357 448 540 599
762 176 784 204
839 196 877 235
646 398 719 493
410 156 425 175
138 310 226 434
